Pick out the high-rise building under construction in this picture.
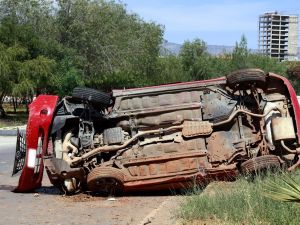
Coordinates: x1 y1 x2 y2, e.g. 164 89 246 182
258 12 298 61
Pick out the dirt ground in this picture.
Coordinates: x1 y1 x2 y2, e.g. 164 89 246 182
0 136 183 225
0 177 183 225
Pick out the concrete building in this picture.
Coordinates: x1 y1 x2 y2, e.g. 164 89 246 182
258 12 298 61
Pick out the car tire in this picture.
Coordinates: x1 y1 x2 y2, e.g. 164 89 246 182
72 87 111 106
240 155 281 176
226 68 266 89
87 167 125 195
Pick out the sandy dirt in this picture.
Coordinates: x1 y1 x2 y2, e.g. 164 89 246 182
0 136 182 225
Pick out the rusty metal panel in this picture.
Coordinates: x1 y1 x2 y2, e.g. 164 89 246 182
202 91 237 121
149 164 157 175
137 138 207 158
188 158 198 169
182 121 213 137
128 166 139 176
206 131 236 162
159 163 167 174
142 96 158 108
191 91 201 102
119 99 130 110
158 94 174 106
112 78 226 97
139 165 148 176
181 158 190 170
126 156 207 179
132 97 142 109
123 151 208 179
166 161 180 173
118 90 202 111
136 109 202 126
178 91 192 103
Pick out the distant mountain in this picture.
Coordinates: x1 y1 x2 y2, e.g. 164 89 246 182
160 40 182 55
161 40 258 56
162 41 300 60
207 45 235 55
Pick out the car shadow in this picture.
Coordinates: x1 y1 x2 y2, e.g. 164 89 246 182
0 185 16 191
3 180 209 197
35 186 62 195
0 185 62 195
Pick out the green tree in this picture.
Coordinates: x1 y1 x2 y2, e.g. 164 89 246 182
0 43 18 116
206 56 233 78
247 54 287 75
0 0 164 103
0 0 56 115
179 39 209 80
56 0 163 89
232 34 249 70
155 55 188 84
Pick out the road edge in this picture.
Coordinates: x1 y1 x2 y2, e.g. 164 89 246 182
0 125 26 136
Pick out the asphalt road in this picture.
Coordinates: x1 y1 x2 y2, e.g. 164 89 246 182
0 136 17 182
0 136 181 225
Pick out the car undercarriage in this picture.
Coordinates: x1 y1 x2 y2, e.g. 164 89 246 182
13 69 300 195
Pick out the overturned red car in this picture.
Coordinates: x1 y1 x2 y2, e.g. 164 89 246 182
13 69 300 195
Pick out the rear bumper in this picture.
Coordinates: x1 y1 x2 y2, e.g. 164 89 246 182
13 95 59 192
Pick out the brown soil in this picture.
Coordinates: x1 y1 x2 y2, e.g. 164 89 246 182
60 193 106 202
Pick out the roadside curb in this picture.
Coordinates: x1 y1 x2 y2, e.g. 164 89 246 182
138 196 184 225
0 125 26 136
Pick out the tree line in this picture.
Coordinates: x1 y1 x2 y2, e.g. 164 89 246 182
0 0 299 117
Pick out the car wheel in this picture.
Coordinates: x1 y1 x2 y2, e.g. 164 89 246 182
240 155 281 177
72 87 111 106
87 167 125 195
226 68 266 89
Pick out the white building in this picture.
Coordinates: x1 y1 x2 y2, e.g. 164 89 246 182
258 12 298 61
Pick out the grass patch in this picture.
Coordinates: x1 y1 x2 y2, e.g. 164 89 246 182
0 113 28 128
0 103 28 128
178 173 300 225
2 103 28 114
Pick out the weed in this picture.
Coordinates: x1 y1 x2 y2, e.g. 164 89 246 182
263 173 300 203
178 172 300 225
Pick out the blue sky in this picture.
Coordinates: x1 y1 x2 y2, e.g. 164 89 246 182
123 0 300 49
